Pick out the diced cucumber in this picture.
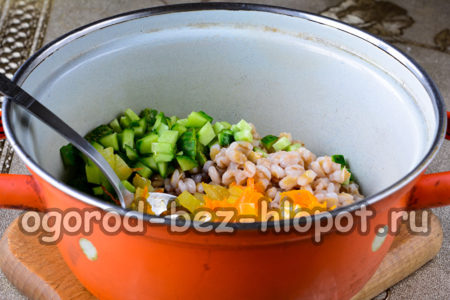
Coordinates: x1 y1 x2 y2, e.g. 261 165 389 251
92 186 104 196
198 111 213 123
331 155 346 166
137 133 159 155
119 116 131 129
124 108 140 122
155 123 169 135
232 119 252 133
114 154 132 180
185 111 209 128
176 155 198 171
151 142 174 154
176 118 188 126
287 143 302 151
85 125 114 143
134 161 153 178
109 118 122 133
125 145 139 161
272 136 291 151
140 156 158 171
213 121 231 134
99 133 119 151
60 144 77 167
158 130 179 146
152 112 168 131
198 122 216 146
154 153 174 163
85 164 101 184
254 147 268 157
140 108 158 126
91 141 104 152
218 129 234 146
157 162 168 178
196 151 207 166
261 135 278 150
171 123 187 135
121 129 134 150
169 116 179 127
179 129 197 159
121 180 136 193
234 130 253 142
131 118 147 138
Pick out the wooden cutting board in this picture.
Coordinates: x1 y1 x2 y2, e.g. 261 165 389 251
0 211 443 300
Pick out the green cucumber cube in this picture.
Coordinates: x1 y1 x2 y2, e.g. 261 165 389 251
109 118 122 133
287 143 302 152
176 155 198 171
124 108 140 122
261 135 278 150
233 129 253 142
121 129 134 150
179 129 197 159
171 123 187 135
156 123 169 135
198 111 213 123
85 164 101 185
154 153 174 163
119 116 131 129
233 119 252 132
140 156 158 171
198 122 216 146
176 118 188 126
134 161 153 178
218 129 234 146
91 142 104 152
137 133 159 155
151 142 174 154
158 130 179 146
185 111 209 128
157 162 168 178
121 180 136 193
60 144 77 167
125 145 139 161
131 118 147 138
99 133 119 151
213 121 231 134
272 136 291 151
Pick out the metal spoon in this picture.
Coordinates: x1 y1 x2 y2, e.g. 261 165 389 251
0 73 137 208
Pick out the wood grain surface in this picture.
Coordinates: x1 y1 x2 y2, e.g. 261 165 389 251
0 212 443 300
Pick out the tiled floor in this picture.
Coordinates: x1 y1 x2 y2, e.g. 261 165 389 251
1 1 449 299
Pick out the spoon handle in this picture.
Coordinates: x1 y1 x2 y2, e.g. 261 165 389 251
0 73 132 208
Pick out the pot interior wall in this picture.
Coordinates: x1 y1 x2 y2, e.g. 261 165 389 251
9 9 437 197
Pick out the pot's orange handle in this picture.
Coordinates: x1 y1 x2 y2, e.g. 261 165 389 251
409 111 450 210
0 110 44 210
409 172 450 210
0 174 45 210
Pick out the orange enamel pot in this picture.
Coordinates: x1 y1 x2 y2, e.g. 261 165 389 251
1 3 449 300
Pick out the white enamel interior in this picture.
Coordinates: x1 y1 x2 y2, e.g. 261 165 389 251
8 9 438 197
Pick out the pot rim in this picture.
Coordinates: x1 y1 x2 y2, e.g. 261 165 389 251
2 2 446 229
